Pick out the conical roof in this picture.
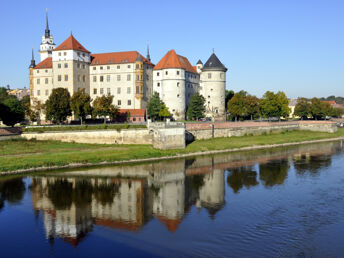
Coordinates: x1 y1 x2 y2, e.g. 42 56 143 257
196 59 203 65
202 53 227 72
54 34 90 53
154 50 197 73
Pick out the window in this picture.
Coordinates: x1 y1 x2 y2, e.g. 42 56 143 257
117 87 121 94
177 82 179 87
107 75 110 82
118 100 121 105
117 65 120 69
37 90 40 96
127 74 131 81
45 90 49 96
157 82 160 87
146 75 149 80
78 75 81 82
82 64 85 69
93 88 97 94
45 78 48 84
83 75 86 82
136 86 139 94
93 76 97 82
37 70 39 74
45 70 48 73
177 71 180 75
100 66 103 70
82 53 85 57
140 75 143 80
77 52 80 57
37 79 40 84
30 70 32 75
136 64 139 69
58 75 61 81
127 87 131 94
128 65 131 68
165 71 168 75
208 73 212 79
58 63 61 68
128 100 131 105
136 75 139 80
100 76 104 82
77 63 80 68
157 72 160 76
65 75 68 81
100 88 104 94
58 52 61 56
64 63 68 68
107 88 111 94
117 75 121 81
93 67 96 70
177 94 180 97
220 73 224 79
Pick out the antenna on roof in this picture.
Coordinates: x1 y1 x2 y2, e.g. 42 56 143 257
212 48 215 54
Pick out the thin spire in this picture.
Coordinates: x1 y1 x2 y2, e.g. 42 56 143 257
45 8 50 38
147 41 151 62
30 48 36 68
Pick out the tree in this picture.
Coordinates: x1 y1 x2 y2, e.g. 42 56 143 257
147 92 163 121
45 88 72 124
159 103 171 120
225 90 235 110
92 95 118 123
310 98 328 120
20 95 31 119
260 91 290 120
0 87 10 103
294 98 311 120
244 95 260 120
30 98 45 124
227 91 247 121
187 93 206 120
1 97 25 126
70 90 92 125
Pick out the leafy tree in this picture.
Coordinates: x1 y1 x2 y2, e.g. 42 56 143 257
70 90 92 125
92 94 118 123
45 88 72 124
187 92 206 120
30 98 45 124
159 103 171 120
227 91 247 121
0 87 10 103
225 90 235 110
20 95 31 119
1 97 25 126
260 91 290 120
245 95 260 120
147 92 163 121
310 98 330 120
294 97 311 119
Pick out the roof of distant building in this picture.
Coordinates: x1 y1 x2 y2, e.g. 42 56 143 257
91 51 153 66
323 100 336 105
202 53 227 72
154 49 197 74
54 34 90 53
34 57 52 69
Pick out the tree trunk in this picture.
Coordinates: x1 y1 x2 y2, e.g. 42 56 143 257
80 117 83 126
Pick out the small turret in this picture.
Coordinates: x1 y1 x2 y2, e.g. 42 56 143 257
196 59 203 73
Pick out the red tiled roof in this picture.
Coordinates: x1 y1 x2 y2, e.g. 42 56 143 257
54 34 90 53
95 218 141 232
155 215 182 233
34 57 52 69
91 51 154 66
154 49 197 73
323 100 336 105
119 109 145 117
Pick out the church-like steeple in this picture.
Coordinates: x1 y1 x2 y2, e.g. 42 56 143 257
29 48 36 68
45 9 50 38
146 42 151 62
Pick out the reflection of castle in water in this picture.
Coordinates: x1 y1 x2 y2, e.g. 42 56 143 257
30 140 343 246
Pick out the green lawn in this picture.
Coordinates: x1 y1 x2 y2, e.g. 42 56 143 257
0 128 343 173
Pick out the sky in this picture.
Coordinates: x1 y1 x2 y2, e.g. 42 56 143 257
1 0 343 98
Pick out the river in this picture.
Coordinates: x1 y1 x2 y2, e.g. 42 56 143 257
0 140 344 257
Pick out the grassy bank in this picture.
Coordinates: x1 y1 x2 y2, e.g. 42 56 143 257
24 124 146 133
1 129 343 173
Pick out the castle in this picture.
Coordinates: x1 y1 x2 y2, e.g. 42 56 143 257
29 12 228 121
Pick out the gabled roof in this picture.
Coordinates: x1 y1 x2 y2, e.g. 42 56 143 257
54 34 90 53
154 50 197 74
34 57 52 69
202 53 227 72
91 51 153 66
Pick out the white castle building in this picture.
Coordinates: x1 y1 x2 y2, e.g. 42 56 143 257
29 12 228 121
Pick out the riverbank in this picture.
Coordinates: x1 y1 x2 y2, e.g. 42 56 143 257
1 129 343 174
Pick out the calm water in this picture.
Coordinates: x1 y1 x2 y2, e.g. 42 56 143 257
1 141 344 257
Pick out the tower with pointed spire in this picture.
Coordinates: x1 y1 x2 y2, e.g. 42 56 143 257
29 49 36 98
39 9 55 61
146 43 151 62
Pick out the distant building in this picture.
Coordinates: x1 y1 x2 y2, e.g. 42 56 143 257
8 87 30 100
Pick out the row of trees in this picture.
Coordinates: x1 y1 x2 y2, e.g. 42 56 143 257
294 98 343 120
0 88 25 126
227 90 290 121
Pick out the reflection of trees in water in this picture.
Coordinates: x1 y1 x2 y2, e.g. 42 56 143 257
293 155 332 175
93 182 120 205
227 166 258 193
188 174 205 192
0 178 26 212
47 179 93 209
259 159 289 187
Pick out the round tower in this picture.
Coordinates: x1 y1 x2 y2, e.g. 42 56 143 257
200 53 227 121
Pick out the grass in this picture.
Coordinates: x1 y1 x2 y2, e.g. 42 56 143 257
0 128 343 173
23 124 146 133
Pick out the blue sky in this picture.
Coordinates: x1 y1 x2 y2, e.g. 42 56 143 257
1 0 343 98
